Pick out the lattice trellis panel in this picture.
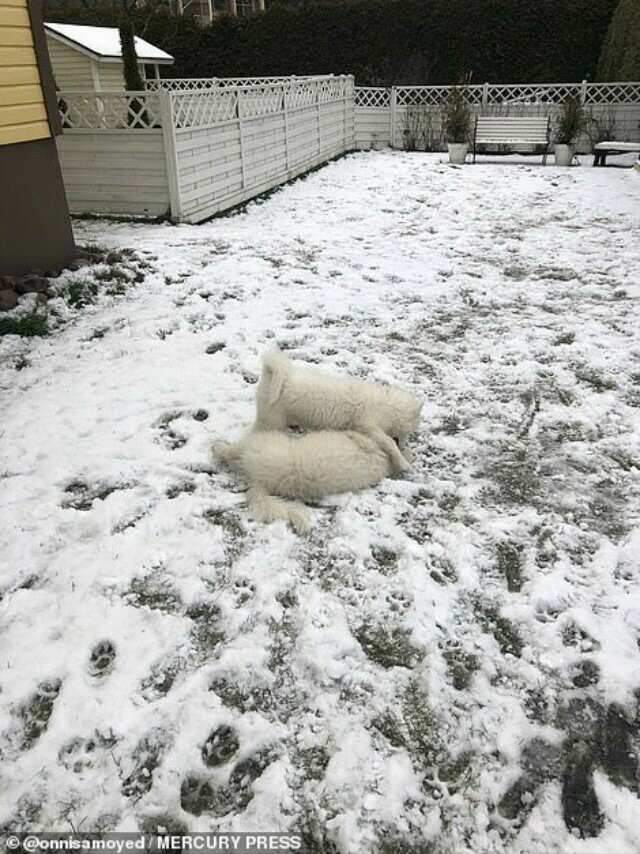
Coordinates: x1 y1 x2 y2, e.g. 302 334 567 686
355 88 391 107
287 82 319 109
359 81 640 109
585 83 640 104
58 93 162 129
170 90 239 128
240 87 284 118
489 83 582 105
395 86 485 106
146 78 219 92
147 76 330 92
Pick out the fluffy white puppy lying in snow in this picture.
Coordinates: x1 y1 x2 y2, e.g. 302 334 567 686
214 430 394 533
254 349 423 473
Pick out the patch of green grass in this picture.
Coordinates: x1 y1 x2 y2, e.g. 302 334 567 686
443 644 479 690
16 678 62 750
187 601 224 655
125 576 182 614
369 545 399 575
62 478 131 511
574 367 617 392
88 326 109 340
485 440 540 506
402 680 446 774
496 541 524 592
66 279 98 309
474 600 523 657
78 242 109 256
0 312 48 338
353 624 421 669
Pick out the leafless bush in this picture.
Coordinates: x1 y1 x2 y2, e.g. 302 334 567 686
402 105 444 151
586 107 618 145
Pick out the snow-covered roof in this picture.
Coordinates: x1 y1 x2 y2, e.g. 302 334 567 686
44 23 174 65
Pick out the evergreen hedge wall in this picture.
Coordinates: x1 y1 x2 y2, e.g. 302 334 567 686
597 0 640 80
45 0 618 86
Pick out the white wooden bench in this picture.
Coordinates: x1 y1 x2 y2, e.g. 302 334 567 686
473 116 551 164
593 141 640 166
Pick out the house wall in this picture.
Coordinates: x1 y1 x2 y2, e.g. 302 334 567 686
45 35 93 90
0 136 76 275
45 34 150 92
95 61 125 91
0 0 50 145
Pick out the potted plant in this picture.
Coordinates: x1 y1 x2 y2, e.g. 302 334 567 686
443 87 471 164
554 96 587 166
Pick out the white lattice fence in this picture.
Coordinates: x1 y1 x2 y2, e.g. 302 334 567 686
355 81 640 150
57 91 163 130
56 77 355 221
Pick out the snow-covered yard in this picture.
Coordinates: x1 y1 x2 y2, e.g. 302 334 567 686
1 151 639 853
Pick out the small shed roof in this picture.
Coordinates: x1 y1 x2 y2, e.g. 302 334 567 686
44 23 174 65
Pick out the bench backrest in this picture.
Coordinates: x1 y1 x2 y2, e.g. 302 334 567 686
475 116 550 143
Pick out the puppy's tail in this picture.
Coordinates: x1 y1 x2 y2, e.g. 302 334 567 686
247 486 310 534
260 348 290 406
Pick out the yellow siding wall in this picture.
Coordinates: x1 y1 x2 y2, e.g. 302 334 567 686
0 0 50 145
45 35 93 89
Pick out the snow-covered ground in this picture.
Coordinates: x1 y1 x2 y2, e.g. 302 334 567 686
1 151 639 853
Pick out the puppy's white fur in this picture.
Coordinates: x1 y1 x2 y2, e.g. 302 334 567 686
214 430 393 533
254 348 422 472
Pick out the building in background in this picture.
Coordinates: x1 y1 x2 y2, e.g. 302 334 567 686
44 23 174 91
170 0 265 26
0 0 75 278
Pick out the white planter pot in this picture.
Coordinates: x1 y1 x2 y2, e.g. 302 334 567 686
555 144 575 166
448 143 469 165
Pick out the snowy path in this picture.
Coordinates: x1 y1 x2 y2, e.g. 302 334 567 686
1 152 639 852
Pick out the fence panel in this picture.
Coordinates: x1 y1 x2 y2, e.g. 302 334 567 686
56 130 170 217
355 81 640 151
167 76 355 223
55 91 170 217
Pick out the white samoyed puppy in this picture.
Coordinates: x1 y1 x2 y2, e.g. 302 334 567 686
254 348 422 473
214 429 394 533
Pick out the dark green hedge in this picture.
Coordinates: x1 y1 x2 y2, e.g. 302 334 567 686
46 0 618 86
597 0 640 80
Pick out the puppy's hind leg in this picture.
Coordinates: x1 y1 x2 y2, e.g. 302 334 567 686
247 485 311 534
363 424 411 473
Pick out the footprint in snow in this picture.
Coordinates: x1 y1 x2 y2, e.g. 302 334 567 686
201 724 239 767
88 640 116 682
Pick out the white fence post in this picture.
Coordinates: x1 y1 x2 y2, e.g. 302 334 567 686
343 78 348 151
580 79 588 105
317 82 322 156
389 87 397 148
349 75 356 149
482 82 489 109
237 88 246 190
160 90 182 223
283 84 291 172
